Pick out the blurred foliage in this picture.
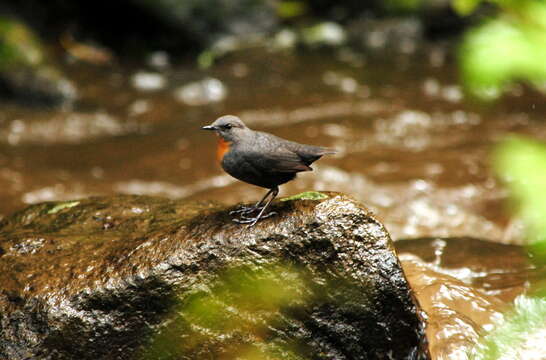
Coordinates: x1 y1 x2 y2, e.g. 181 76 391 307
470 296 546 359
383 0 425 12
277 1 308 18
457 0 546 99
301 22 346 47
0 17 44 69
453 0 482 15
141 263 310 359
383 0 546 99
494 136 546 262
472 137 546 358
0 16 76 106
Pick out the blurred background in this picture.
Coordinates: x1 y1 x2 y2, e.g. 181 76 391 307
0 0 546 242
0 1 545 357
0 0 544 242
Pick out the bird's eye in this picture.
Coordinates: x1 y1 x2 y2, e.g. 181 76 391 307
223 123 233 130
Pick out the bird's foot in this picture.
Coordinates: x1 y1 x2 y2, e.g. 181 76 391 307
232 211 277 226
229 205 264 215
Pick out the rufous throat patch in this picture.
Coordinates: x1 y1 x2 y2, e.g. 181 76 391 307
216 137 231 163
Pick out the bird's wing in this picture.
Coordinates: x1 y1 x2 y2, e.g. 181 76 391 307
248 146 312 173
242 133 312 173
244 131 335 173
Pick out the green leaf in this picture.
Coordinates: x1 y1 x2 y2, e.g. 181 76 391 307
453 0 481 15
494 136 546 262
471 296 546 359
197 50 214 69
277 1 307 18
383 0 424 12
0 17 44 69
459 17 546 100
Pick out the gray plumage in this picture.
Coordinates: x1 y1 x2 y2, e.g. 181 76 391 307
206 115 335 189
202 115 335 225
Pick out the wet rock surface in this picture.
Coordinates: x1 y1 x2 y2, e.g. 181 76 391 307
0 193 429 359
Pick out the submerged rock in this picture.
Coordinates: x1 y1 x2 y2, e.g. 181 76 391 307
130 0 278 44
0 193 428 359
173 77 227 106
0 17 77 106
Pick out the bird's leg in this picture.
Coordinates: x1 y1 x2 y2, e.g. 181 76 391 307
233 187 279 226
229 189 272 215
235 189 276 220
228 205 259 215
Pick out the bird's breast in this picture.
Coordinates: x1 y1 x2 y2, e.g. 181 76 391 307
216 137 232 163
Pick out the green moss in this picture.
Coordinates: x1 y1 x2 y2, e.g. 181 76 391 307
281 191 328 201
47 201 80 214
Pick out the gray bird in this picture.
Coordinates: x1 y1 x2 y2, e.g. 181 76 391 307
202 115 335 226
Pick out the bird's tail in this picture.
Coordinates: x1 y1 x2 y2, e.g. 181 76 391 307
318 147 337 155
295 145 337 166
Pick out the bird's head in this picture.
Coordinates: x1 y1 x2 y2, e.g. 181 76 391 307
202 115 249 142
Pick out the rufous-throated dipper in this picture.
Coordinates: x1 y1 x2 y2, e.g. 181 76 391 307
202 115 335 226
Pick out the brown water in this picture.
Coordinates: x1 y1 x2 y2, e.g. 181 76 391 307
396 237 543 359
0 47 544 358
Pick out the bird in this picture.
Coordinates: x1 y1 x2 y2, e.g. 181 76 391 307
202 115 335 226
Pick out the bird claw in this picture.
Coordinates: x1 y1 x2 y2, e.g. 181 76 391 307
232 211 277 226
229 205 264 215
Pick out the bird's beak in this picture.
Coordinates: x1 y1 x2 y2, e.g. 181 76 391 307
201 125 216 131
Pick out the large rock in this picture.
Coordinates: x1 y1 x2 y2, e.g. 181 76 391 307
0 193 429 359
